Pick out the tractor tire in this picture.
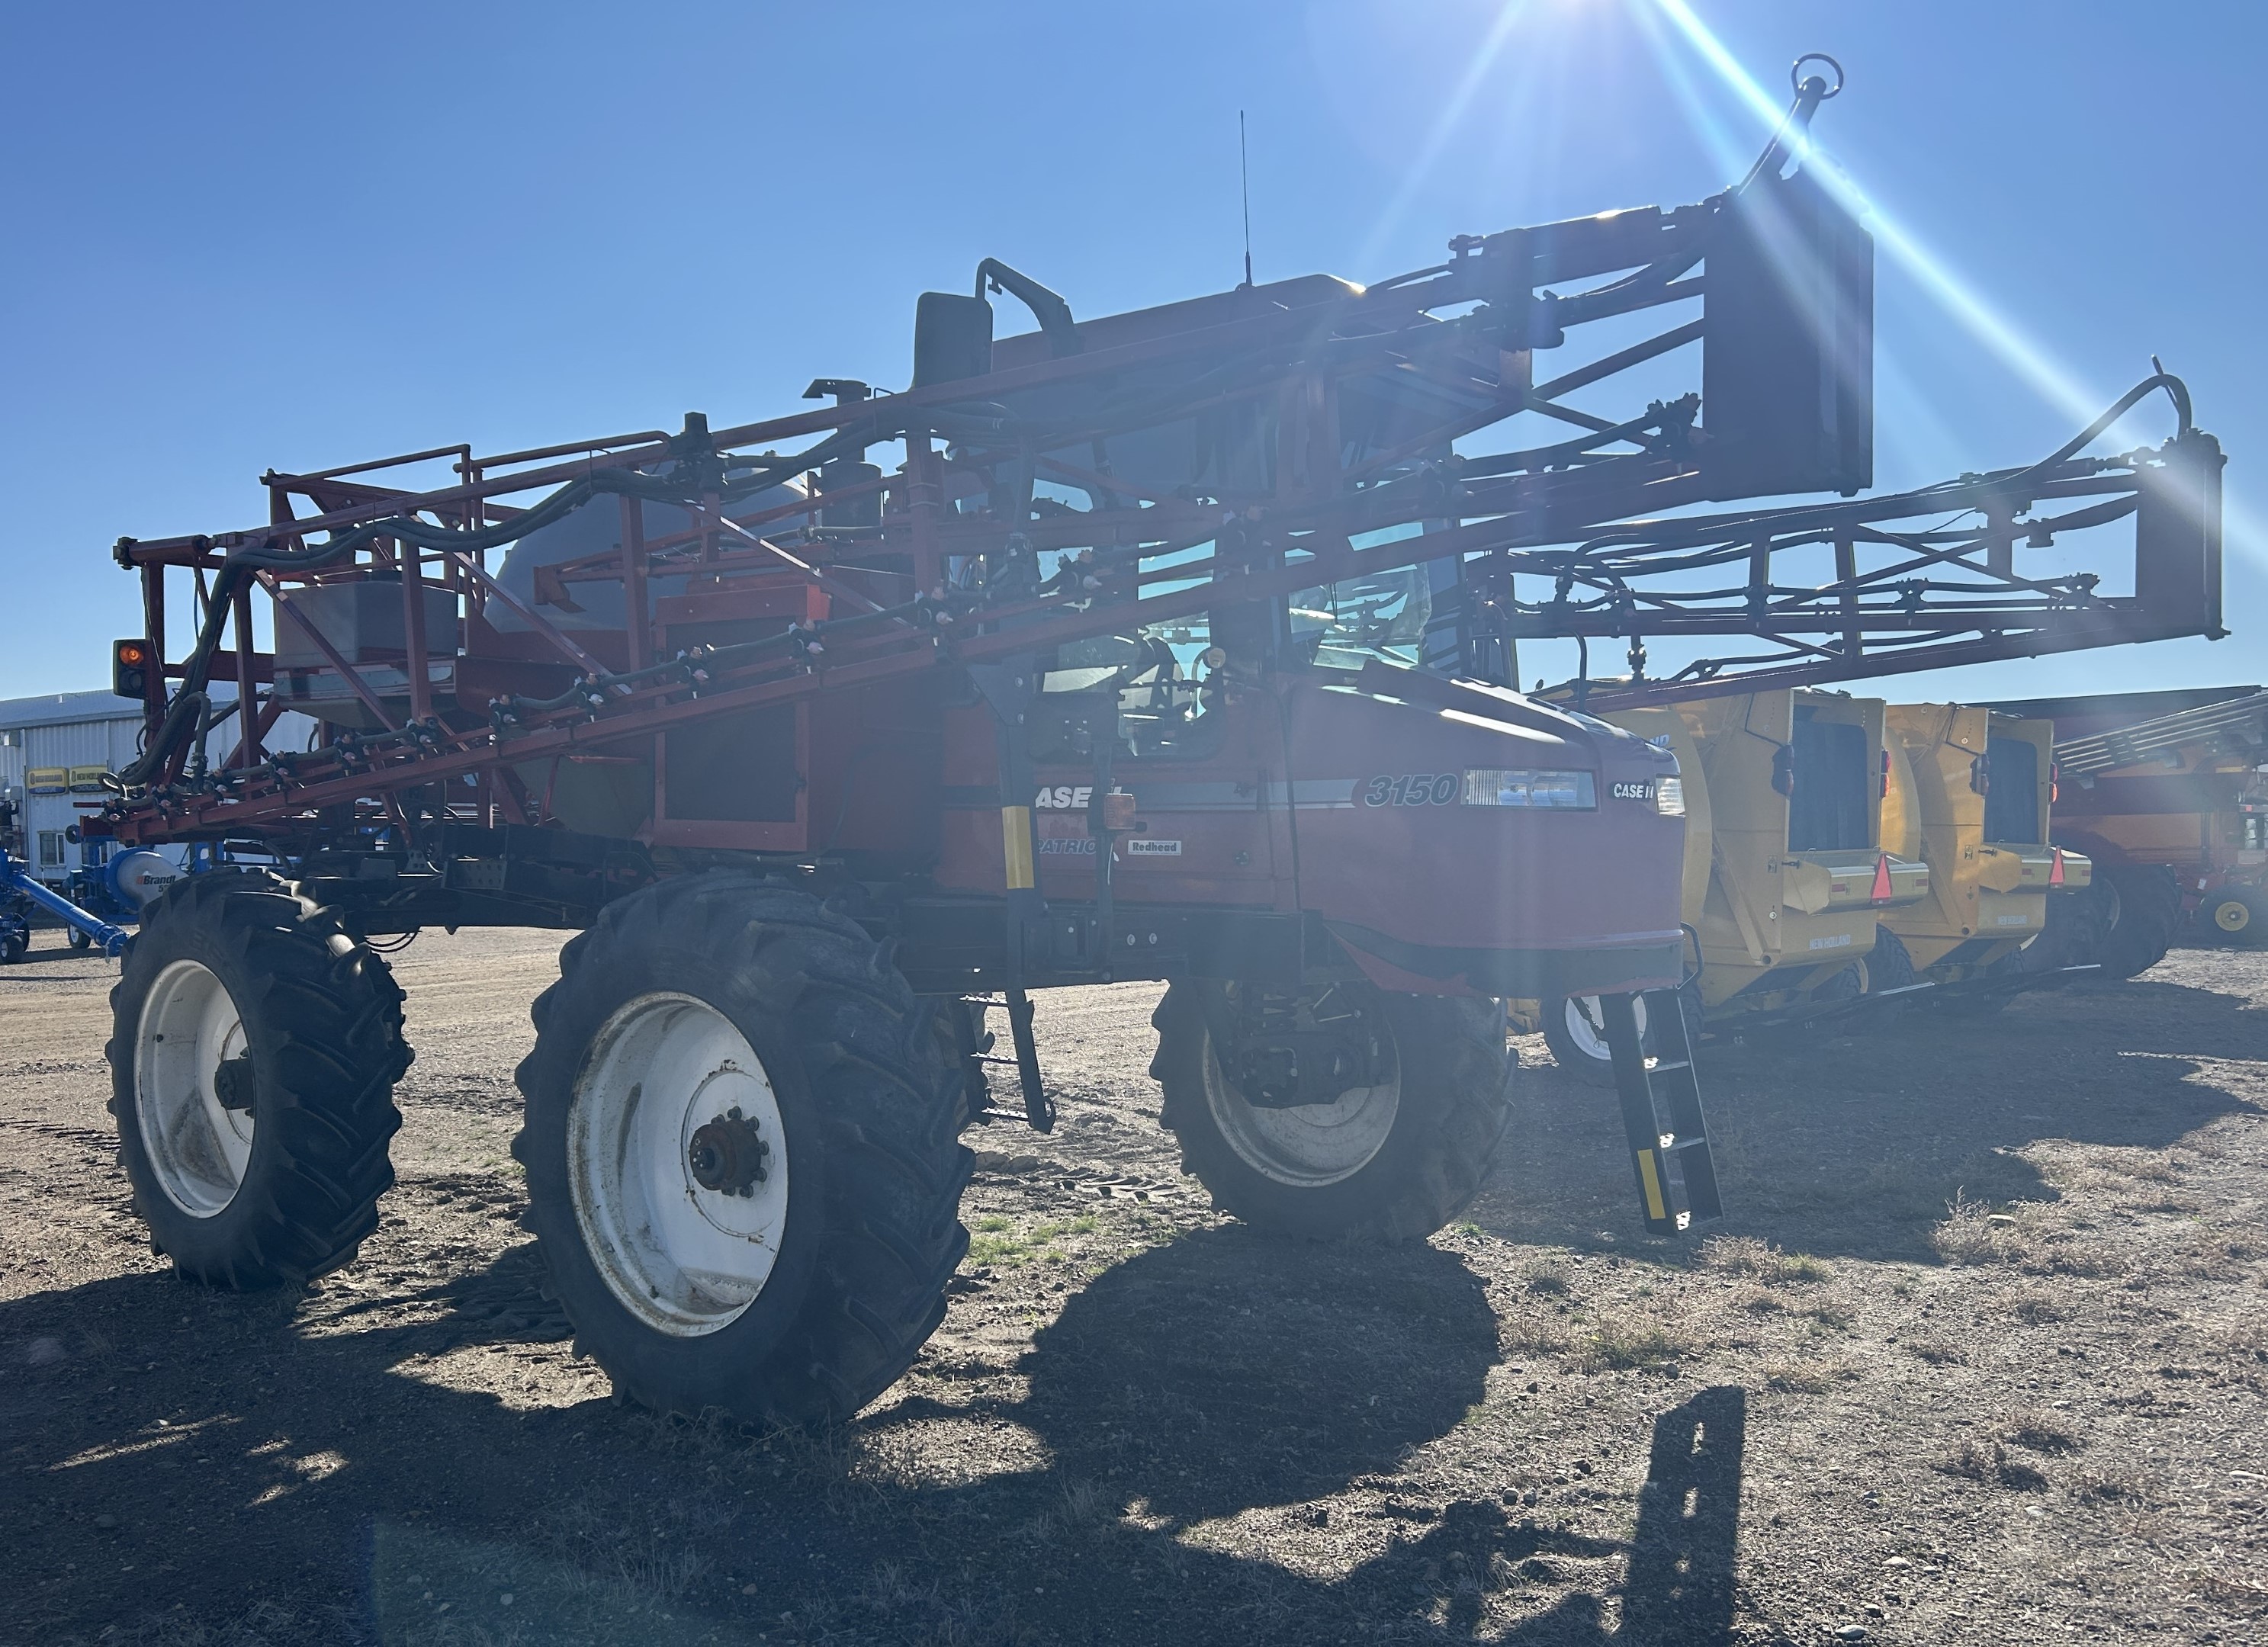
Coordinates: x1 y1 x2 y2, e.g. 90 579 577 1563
1 921 26 965
1948 893 2103 1016
2097 865 2183 980
2016 884 2106 976
1152 980 1514 1241
2201 883 2268 948
514 874 971 1427
106 869 410 1288
66 920 92 953
924 995 996 1126
1540 991 1648 1088
1854 927 1918 1026
1865 926 1916 991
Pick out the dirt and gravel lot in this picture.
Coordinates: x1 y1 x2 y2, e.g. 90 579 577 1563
4 926 2266 1646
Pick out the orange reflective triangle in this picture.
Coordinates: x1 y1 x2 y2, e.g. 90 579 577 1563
1871 854 1894 902
2049 846 2066 888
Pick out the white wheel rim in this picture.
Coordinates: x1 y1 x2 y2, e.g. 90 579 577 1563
567 993 790 1337
1200 1016 1399 1188
136 959 255 1217
1562 994 1644 1065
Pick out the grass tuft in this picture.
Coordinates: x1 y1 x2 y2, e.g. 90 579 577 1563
1933 1190 2017 1267
965 1212 1098 1268
1573 1322 1691 1373
2007 1289 2069 1325
1938 1435 2049 1491
2070 1465 2143 1504
1997 1407 2082 1456
1522 1260 1572 1296
1702 1236 1832 1286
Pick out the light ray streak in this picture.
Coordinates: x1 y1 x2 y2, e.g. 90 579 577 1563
1643 0 2260 569
1352 2 1536 273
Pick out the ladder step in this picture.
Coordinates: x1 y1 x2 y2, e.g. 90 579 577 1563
1598 987 1724 1236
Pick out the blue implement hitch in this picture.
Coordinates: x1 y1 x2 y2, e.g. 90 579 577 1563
1 842 132 958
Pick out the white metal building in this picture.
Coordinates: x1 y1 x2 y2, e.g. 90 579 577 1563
0 691 148 886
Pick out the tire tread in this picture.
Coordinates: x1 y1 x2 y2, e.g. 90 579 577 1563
107 868 409 1287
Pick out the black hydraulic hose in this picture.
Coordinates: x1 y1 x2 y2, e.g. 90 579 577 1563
126 690 207 788
2009 373 2193 485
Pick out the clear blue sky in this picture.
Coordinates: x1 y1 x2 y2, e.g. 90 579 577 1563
2 0 2260 703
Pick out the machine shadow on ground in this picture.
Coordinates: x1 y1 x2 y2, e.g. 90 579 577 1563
11 958 2260 1643
1480 972 2266 1265
2 1222 1755 1645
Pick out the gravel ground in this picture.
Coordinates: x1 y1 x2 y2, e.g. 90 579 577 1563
3 926 2266 1645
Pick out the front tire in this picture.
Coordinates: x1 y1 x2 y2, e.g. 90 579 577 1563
1152 980 1514 1241
514 875 970 1426
1852 927 1918 1026
1540 992 1645 1088
106 870 410 1288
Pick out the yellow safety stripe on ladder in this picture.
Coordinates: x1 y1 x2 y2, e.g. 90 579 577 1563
1001 806 1035 891
1637 1148 1668 1223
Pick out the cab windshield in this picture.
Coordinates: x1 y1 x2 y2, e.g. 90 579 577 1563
1287 563 1433 671
1029 526 1469 762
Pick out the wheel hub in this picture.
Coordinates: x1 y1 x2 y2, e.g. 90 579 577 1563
1200 983 1402 1186
686 1106 769 1197
1211 986 1394 1110
212 1051 256 1114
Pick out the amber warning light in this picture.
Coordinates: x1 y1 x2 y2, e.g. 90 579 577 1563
111 639 151 698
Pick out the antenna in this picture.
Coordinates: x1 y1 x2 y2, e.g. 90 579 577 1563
1238 110 1254 290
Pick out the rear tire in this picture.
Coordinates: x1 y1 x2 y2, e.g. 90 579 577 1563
106 870 410 1288
2017 885 2105 976
2097 865 2182 979
514 874 970 1426
2202 884 2268 948
1152 980 1514 1241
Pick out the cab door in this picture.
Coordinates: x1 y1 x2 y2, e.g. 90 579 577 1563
1025 661 1287 909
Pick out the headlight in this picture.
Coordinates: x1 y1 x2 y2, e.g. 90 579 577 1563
1462 769 1596 809
1653 775 1685 817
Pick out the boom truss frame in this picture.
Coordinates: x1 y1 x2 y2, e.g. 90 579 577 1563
97 72 2224 849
